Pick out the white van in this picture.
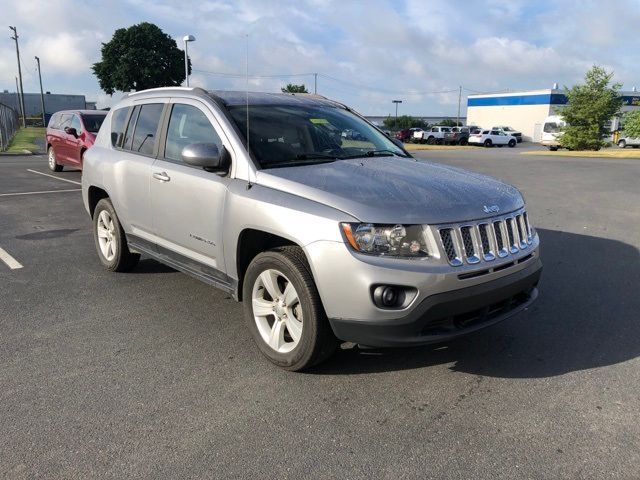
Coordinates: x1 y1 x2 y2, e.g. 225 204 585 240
540 115 566 151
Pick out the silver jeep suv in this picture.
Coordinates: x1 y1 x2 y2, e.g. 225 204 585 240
82 87 542 371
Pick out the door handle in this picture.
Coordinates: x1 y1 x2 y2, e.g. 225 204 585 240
153 171 170 182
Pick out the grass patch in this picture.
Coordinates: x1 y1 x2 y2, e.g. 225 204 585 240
520 149 640 159
5 127 46 154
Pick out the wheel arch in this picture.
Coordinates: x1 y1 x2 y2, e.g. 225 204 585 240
235 228 308 301
87 186 110 218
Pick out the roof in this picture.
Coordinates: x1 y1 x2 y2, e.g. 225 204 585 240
207 90 340 108
53 109 108 116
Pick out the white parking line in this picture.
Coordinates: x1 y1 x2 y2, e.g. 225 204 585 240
0 246 23 270
0 188 81 197
26 169 81 186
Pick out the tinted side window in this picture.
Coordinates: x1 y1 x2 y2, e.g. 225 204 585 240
110 108 129 147
131 104 163 155
165 104 222 162
123 106 140 150
71 115 82 134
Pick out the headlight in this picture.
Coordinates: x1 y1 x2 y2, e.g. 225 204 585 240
340 223 430 258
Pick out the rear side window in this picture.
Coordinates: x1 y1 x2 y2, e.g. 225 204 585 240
110 108 129 147
48 113 60 129
123 106 140 150
131 104 163 155
164 104 222 162
59 114 72 130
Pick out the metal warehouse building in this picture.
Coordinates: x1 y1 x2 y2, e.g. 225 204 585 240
0 91 90 117
466 88 640 142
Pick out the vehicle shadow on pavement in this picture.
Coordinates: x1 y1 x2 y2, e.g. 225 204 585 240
311 228 640 378
129 258 177 274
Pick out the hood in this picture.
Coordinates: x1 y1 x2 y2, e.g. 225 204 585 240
255 157 523 224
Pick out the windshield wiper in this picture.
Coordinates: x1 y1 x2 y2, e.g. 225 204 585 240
342 149 404 159
295 152 340 160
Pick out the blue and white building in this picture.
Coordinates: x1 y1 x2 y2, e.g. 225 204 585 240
466 88 640 142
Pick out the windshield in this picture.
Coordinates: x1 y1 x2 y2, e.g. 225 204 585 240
82 114 107 133
228 104 408 168
543 122 560 133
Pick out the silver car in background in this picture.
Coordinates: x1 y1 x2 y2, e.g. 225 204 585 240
82 87 542 371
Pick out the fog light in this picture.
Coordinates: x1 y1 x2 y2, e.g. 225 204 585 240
372 285 411 309
381 287 397 306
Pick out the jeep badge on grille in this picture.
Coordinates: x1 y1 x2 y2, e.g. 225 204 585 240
483 205 500 214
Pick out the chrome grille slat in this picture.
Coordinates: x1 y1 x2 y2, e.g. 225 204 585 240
437 209 532 266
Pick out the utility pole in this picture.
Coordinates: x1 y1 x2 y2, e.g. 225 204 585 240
183 35 196 87
314 73 317 94
9 26 26 128
35 56 46 127
457 85 462 127
392 100 402 130
15 77 23 120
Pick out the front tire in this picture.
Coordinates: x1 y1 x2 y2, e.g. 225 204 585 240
243 246 337 371
93 199 140 272
508 139 516 148
48 147 62 172
618 139 627 148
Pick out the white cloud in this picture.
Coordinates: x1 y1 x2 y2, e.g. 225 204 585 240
0 0 636 115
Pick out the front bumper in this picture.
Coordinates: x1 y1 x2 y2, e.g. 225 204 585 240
328 257 542 347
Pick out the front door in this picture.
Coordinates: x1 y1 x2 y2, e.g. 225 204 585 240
150 100 232 276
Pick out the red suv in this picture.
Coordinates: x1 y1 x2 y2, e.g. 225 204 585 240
46 110 107 171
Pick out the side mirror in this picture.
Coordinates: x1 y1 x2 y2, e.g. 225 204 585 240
65 127 78 138
182 143 230 173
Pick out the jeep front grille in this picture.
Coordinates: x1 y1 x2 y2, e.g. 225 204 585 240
437 209 533 266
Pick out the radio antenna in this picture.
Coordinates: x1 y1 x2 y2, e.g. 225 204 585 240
245 33 252 189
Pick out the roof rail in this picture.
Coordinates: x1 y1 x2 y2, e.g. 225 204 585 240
126 86 208 97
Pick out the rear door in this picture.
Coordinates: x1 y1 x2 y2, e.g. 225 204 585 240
55 114 73 163
150 98 233 275
67 114 84 166
109 102 166 242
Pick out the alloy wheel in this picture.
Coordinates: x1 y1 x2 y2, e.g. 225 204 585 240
252 269 303 353
96 210 117 262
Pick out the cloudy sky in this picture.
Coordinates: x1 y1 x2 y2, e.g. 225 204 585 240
2 0 639 116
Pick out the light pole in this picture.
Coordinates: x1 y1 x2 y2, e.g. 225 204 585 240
183 35 195 87
392 100 402 131
9 26 26 127
35 56 46 127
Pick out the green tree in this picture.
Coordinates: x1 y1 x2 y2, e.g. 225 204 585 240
439 119 463 127
622 110 640 139
92 22 188 94
281 84 309 93
382 115 429 130
559 66 623 150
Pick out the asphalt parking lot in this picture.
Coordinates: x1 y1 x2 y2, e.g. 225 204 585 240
1 148 639 479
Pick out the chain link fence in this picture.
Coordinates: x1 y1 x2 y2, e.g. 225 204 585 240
0 103 20 152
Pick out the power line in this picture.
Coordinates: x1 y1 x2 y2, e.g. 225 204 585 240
193 68 464 96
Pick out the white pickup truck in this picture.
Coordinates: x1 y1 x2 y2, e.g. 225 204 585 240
413 126 452 144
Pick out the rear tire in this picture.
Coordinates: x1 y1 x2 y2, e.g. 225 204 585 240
48 147 63 172
426 136 435 145
459 138 468 146
92 199 140 272
243 246 337 371
549 146 558 151
484 139 492 148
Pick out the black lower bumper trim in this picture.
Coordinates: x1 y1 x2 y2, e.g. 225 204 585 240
329 259 542 347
